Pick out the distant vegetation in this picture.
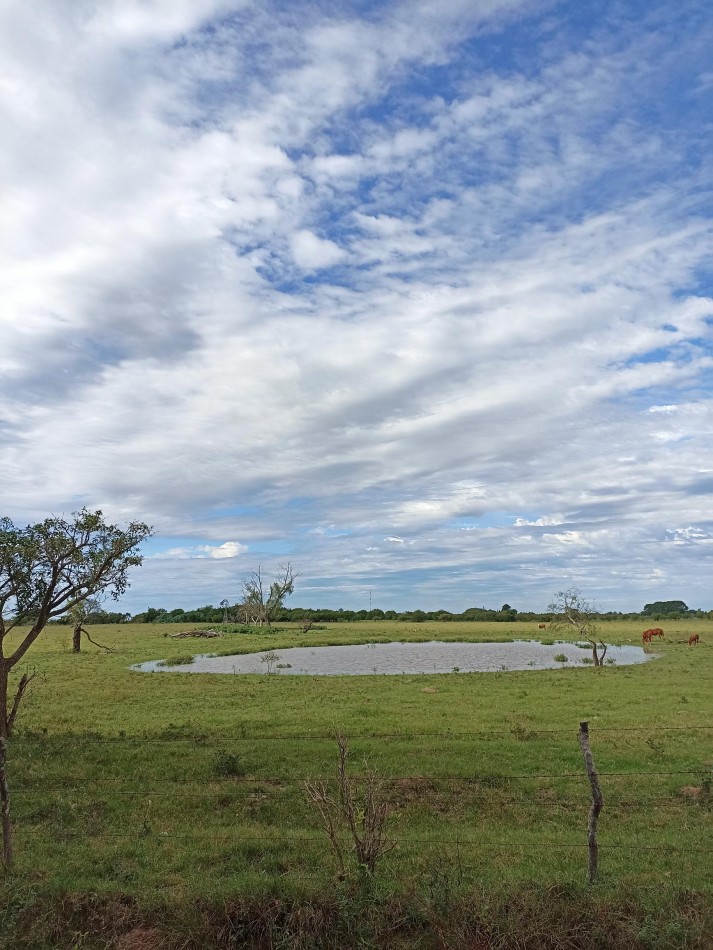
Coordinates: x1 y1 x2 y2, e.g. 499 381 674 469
642 599 692 619
54 599 712 626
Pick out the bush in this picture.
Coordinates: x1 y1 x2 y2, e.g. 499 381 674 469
211 751 246 778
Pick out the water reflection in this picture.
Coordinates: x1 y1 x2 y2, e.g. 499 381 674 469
134 640 655 676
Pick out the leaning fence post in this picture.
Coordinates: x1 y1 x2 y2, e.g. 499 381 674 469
578 720 603 883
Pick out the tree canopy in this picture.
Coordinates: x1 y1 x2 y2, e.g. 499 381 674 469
642 600 688 616
0 509 152 866
0 509 152 661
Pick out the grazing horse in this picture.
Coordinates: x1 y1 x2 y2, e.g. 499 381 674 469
538 623 547 629
643 628 664 640
642 630 654 644
689 634 700 646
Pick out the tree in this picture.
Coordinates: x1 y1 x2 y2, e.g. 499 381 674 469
240 563 297 628
548 588 608 667
642 600 688 617
0 508 152 866
67 596 106 653
66 597 116 653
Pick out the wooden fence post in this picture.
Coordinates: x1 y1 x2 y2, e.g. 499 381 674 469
578 720 603 883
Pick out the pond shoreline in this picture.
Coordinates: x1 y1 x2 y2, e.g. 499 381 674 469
133 639 656 676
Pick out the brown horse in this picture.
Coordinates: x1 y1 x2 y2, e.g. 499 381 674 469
642 630 653 644
643 627 664 640
689 634 700 646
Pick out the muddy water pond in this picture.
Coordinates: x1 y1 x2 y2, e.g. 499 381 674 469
134 640 654 676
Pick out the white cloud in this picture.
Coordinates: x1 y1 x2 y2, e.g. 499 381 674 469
199 541 248 559
1 0 712 612
514 516 566 527
151 541 247 560
290 230 346 270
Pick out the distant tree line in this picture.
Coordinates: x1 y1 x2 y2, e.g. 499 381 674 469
50 599 711 625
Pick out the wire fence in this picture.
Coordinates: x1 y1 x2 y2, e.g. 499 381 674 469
12 768 712 786
14 724 713 742
9 722 713 879
16 827 713 855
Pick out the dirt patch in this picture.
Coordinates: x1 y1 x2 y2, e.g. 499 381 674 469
679 785 703 799
421 687 439 693
114 928 169 950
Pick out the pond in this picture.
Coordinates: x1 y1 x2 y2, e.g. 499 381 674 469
133 640 655 676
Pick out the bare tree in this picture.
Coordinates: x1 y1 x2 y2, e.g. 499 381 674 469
304 734 395 878
241 566 268 626
0 509 152 866
260 650 280 674
67 597 115 653
548 588 608 667
240 563 297 628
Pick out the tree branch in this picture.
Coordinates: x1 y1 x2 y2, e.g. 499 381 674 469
7 671 37 737
82 628 116 654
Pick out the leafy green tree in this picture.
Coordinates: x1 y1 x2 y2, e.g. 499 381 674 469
0 509 152 866
642 600 688 616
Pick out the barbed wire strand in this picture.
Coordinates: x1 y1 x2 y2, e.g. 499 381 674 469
17 827 713 856
14 725 713 743
13 769 711 786
13 779 713 803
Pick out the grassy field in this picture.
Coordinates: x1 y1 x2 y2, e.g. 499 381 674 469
2 619 712 949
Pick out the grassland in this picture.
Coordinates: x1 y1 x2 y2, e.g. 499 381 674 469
1 619 712 948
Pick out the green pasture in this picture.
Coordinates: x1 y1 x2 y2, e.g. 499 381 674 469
2 619 712 947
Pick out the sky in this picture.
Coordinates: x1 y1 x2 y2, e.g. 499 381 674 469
1 0 712 615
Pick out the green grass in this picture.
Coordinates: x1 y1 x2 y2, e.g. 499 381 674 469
2 619 712 947
156 653 194 666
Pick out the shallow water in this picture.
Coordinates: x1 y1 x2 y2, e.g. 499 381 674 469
133 640 655 676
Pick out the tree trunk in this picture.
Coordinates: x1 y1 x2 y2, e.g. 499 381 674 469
0 738 12 868
0 662 12 868
72 623 82 653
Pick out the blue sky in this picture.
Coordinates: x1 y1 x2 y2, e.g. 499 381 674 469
1 0 712 614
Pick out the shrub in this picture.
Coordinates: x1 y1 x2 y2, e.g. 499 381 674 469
211 751 246 778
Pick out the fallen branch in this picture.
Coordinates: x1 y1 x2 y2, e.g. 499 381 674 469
80 628 116 653
170 630 222 639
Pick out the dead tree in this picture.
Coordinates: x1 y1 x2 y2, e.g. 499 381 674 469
548 588 608 666
68 598 115 653
304 734 395 877
241 563 298 628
